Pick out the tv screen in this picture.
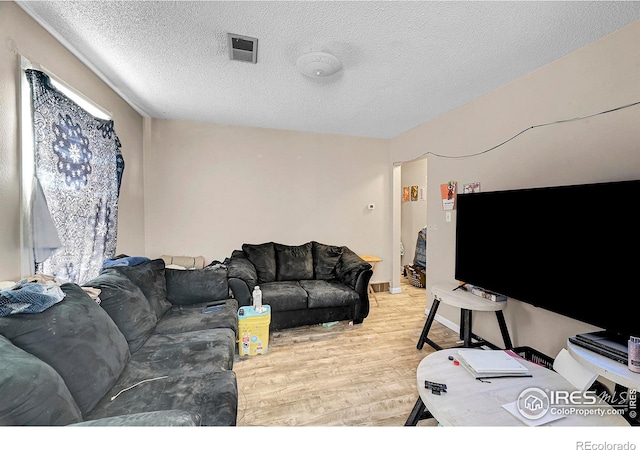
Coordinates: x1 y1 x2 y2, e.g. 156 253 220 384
455 179 640 340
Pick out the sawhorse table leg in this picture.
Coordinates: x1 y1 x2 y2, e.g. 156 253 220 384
416 299 442 351
405 396 434 426
461 309 513 349
417 303 513 351
495 310 513 349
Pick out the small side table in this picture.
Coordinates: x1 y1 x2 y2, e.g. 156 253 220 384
359 255 382 306
417 283 513 351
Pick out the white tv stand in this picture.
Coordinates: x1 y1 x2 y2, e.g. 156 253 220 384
417 283 513 351
567 339 640 391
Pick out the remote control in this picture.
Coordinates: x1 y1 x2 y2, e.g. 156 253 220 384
425 380 447 393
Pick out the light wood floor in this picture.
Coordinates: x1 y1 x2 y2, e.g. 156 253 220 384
233 278 461 426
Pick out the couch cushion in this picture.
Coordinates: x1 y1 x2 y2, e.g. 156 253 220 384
260 281 308 312
83 272 158 353
0 334 82 425
0 283 130 417
155 299 239 336
71 410 201 426
128 328 236 375
165 265 229 305
86 370 238 426
299 280 359 308
275 242 314 281
104 258 172 320
311 241 343 280
336 247 372 287
242 242 276 283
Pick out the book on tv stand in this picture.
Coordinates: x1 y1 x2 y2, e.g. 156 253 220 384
568 336 628 365
574 331 628 358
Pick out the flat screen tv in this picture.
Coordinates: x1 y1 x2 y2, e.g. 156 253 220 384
455 179 640 342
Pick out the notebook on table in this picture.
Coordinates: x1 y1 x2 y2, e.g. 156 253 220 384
457 349 530 378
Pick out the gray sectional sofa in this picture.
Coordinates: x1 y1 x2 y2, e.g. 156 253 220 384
227 241 373 330
0 259 238 426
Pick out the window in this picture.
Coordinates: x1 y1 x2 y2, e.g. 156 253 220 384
20 57 124 284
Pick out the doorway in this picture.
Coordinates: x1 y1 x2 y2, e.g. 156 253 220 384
392 158 427 292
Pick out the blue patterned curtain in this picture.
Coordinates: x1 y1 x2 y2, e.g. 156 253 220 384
26 69 124 285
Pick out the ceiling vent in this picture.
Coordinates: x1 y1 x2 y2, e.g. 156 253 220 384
227 33 258 63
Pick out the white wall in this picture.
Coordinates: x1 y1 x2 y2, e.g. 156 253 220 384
144 119 393 284
391 19 640 358
0 2 145 281
400 158 427 269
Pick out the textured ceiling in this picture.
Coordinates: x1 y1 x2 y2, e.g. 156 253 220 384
17 1 640 139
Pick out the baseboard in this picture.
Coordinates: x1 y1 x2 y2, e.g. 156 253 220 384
389 287 402 294
370 282 390 293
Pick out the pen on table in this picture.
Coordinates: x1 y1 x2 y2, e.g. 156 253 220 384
476 374 533 382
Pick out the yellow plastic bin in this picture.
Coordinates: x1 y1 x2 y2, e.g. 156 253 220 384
238 305 271 356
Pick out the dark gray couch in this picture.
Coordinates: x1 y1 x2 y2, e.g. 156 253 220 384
227 241 373 330
0 259 238 426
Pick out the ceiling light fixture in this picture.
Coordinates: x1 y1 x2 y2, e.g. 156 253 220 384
296 51 342 78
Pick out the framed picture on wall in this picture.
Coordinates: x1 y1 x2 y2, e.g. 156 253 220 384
411 185 418 201
440 181 457 210
463 182 481 193
403 187 410 201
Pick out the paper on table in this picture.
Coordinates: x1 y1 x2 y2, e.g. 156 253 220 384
553 348 598 391
457 349 529 373
502 401 566 426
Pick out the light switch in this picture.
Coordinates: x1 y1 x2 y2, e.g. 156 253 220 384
445 212 452 222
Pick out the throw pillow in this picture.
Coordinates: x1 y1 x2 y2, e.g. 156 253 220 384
275 242 314 281
0 283 130 417
311 241 343 280
105 258 172 320
165 265 229 305
242 242 277 284
0 334 82 425
83 272 158 353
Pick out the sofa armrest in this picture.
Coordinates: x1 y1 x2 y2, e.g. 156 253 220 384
333 247 373 324
161 255 205 270
352 268 373 323
227 251 257 307
335 247 372 289
227 251 257 290
228 278 251 307
70 410 201 426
